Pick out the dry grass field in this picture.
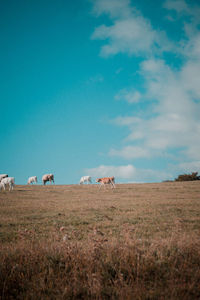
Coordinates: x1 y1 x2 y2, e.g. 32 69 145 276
0 181 200 299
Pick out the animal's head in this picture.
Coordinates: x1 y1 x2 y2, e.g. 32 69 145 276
96 178 101 183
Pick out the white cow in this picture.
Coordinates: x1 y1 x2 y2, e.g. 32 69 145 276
0 177 15 191
27 176 37 185
42 174 54 185
0 174 8 182
79 176 92 184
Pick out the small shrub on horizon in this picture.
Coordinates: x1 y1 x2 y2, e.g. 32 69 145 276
175 172 200 182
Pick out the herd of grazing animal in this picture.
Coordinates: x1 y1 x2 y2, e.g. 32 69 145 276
0 172 116 192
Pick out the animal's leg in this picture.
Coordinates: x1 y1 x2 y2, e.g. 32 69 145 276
111 181 116 188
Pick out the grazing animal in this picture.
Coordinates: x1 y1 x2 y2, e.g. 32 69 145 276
0 174 8 182
96 176 116 189
79 176 92 184
42 174 54 185
27 176 37 185
0 177 15 191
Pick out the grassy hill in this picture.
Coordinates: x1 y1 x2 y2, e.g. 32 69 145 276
0 182 200 299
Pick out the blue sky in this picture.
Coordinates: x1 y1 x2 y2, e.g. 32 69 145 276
1 0 200 184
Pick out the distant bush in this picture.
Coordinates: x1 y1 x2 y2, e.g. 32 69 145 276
175 172 200 182
163 180 173 183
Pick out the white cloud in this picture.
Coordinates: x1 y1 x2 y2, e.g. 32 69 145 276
116 57 200 156
110 55 200 160
164 0 189 14
110 50 200 161
91 1 172 57
109 146 150 159
91 19 158 56
180 59 200 98
115 89 142 103
111 116 141 126
164 0 200 44
164 0 200 25
85 164 136 179
92 0 132 19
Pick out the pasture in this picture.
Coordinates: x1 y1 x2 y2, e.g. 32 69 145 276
0 182 200 299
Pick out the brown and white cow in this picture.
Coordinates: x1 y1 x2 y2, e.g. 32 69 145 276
96 176 116 189
42 174 54 185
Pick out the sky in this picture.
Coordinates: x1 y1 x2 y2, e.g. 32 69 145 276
1 0 200 184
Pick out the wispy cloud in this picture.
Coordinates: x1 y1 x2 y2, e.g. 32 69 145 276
115 89 142 103
109 146 150 159
92 0 132 19
164 0 200 27
86 74 104 84
118 57 200 158
91 0 172 57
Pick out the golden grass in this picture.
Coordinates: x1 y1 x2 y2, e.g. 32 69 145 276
0 182 200 299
